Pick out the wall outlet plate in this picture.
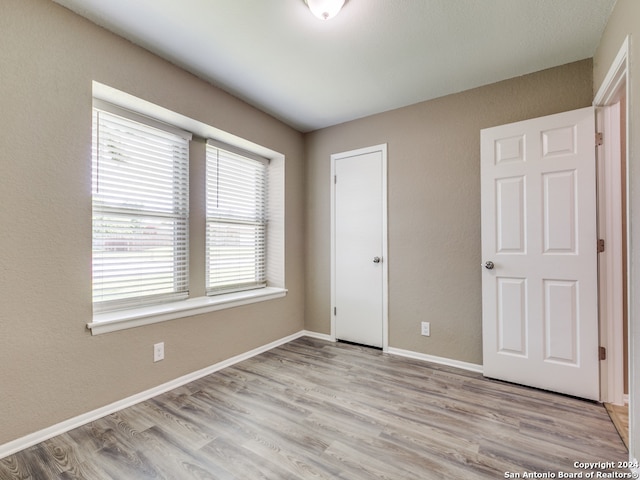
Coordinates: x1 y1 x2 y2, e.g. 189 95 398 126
153 342 164 362
421 322 430 336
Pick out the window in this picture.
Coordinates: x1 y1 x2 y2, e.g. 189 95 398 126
206 143 267 294
92 102 191 312
88 82 286 335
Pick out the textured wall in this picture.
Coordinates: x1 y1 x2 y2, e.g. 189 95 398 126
304 59 593 365
593 0 640 463
0 0 304 445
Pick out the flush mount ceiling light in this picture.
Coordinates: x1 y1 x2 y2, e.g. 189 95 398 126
304 0 345 20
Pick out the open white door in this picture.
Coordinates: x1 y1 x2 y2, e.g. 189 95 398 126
481 107 599 400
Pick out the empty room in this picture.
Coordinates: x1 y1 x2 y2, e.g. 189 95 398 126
1 0 639 478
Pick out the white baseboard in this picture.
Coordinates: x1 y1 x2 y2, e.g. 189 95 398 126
0 330 309 460
302 334 483 374
387 346 484 374
300 330 334 342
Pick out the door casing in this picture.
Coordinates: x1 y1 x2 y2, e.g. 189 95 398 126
330 144 389 350
594 36 630 407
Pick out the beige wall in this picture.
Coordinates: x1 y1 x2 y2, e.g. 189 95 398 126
0 0 305 445
305 60 593 365
594 0 640 461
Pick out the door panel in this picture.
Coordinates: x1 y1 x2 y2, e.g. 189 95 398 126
543 170 577 253
497 277 527 356
496 176 526 253
543 279 578 364
481 107 599 400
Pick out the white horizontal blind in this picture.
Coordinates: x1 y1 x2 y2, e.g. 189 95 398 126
92 107 190 312
206 144 267 294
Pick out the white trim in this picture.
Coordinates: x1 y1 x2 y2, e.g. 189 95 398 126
88 287 287 335
593 36 630 406
0 330 307 460
304 333 484 374
330 144 389 350
597 104 626 405
330 152 337 344
381 145 389 351
594 37 629 106
92 81 280 160
593 34 634 462
301 330 335 342
387 347 484 374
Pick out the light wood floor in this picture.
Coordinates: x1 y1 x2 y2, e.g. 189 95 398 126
0 337 629 479
605 402 630 450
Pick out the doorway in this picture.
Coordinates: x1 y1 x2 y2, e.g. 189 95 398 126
597 99 628 406
594 37 630 451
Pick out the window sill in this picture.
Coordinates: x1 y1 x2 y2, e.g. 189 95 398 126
87 287 288 335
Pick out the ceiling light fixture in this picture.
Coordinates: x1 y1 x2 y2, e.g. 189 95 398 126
305 0 345 20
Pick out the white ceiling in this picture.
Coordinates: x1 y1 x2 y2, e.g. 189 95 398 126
52 0 616 132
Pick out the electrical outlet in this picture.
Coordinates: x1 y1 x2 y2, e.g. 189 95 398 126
153 342 164 362
421 322 430 337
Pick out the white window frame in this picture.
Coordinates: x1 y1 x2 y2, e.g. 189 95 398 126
88 82 286 335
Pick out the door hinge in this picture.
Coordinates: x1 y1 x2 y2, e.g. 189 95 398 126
596 132 603 147
334 175 337 184
599 346 607 361
334 307 337 316
598 239 605 253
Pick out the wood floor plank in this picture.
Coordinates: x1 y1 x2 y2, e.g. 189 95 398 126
132 425 231 479
0 450 35 480
200 435 299 480
606 402 630 449
1 337 629 479
55 461 105 480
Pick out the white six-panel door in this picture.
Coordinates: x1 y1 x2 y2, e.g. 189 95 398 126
481 107 599 400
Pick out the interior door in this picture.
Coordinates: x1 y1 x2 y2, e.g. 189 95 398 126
332 145 386 348
481 106 599 400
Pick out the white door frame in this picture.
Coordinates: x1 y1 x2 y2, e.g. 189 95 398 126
594 36 629 406
330 144 389 351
